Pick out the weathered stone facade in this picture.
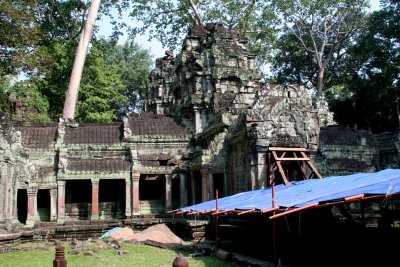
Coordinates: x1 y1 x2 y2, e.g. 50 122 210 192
0 24 399 227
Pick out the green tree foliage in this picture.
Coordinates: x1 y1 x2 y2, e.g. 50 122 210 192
1 80 50 122
76 42 127 123
96 39 152 112
0 0 41 76
128 0 277 62
271 0 369 98
339 0 400 132
0 1 151 123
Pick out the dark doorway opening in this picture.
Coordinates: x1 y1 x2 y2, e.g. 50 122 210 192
17 189 27 224
172 178 180 209
194 171 202 204
140 175 164 214
99 179 125 219
65 180 91 220
213 173 225 198
37 189 50 222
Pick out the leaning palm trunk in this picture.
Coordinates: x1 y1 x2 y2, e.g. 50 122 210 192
62 0 101 121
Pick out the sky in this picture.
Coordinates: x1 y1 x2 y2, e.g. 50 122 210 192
96 0 382 62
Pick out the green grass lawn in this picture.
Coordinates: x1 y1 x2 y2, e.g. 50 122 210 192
0 241 244 267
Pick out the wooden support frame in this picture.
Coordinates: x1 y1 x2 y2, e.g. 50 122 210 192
268 147 322 186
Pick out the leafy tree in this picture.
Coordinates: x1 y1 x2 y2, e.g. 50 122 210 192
96 39 152 113
343 0 400 132
128 0 277 62
76 42 127 123
272 29 353 93
0 0 41 76
0 80 50 122
271 0 369 98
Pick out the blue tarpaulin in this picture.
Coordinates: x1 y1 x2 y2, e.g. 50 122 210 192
175 169 400 217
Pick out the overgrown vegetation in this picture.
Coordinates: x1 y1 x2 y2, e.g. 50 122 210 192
0 0 398 132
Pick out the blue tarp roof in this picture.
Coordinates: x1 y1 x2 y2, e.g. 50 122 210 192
176 169 400 217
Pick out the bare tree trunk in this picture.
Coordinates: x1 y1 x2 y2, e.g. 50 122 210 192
317 67 324 99
189 0 202 25
62 0 101 121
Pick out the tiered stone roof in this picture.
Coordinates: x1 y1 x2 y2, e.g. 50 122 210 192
127 113 190 136
64 123 122 144
15 123 58 149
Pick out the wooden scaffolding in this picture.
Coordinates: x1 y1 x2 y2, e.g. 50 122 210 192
267 147 322 186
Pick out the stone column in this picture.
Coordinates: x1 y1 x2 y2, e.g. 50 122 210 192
194 107 203 134
125 178 132 218
50 189 57 222
57 181 66 223
91 179 99 220
250 153 258 190
190 172 197 205
257 152 267 188
12 189 18 223
165 174 172 211
26 188 38 227
132 173 140 215
201 165 209 202
179 173 188 208
201 110 207 130
208 172 214 199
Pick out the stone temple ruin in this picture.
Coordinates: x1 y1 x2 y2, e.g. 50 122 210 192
0 23 399 228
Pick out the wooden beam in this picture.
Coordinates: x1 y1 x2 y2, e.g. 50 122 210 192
305 160 322 178
268 147 308 152
274 157 310 161
276 161 290 185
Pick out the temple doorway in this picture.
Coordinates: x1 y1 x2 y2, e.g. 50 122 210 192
37 189 50 222
65 180 91 220
17 189 27 224
213 173 225 198
188 171 202 204
139 174 164 214
99 179 125 219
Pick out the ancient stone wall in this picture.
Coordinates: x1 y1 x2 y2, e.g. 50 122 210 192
1 24 399 229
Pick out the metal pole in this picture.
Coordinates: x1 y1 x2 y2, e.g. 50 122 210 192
215 189 219 252
272 181 276 267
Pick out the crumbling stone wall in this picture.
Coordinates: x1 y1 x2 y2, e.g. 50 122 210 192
1 23 399 229
146 23 328 192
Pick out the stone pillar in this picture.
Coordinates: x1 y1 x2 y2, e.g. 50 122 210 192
132 173 140 215
12 189 18 222
223 164 230 196
50 189 57 222
250 153 258 190
194 107 203 134
125 178 132 218
165 174 172 211
0 164 6 221
201 110 207 130
201 165 209 202
26 188 38 227
57 181 66 223
91 179 99 220
208 172 214 199
179 173 188 208
257 152 267 188
190 172 197 205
